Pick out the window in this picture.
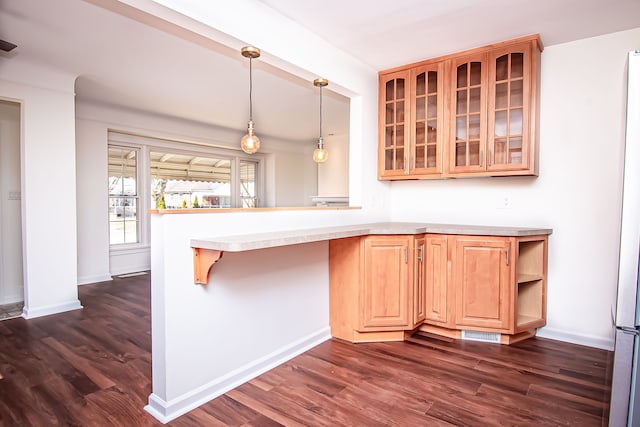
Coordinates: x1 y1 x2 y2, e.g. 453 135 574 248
150 151 233 208
240 160 257 208
108 146 139 245
108 131 263 249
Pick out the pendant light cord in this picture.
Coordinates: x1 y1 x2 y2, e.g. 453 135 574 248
249 56 253 122
319 84 323 140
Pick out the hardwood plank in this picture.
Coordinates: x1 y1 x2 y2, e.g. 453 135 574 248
0 274 613 426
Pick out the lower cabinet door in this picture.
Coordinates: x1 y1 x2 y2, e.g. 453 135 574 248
424 235 451 326
361 236 412 329
453 236 512 330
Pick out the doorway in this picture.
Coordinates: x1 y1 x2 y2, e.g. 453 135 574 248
0 100 24 319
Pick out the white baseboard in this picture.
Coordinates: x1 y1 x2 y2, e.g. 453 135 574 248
536 326 614 351
144 327 332 424
77 274 113 285
22 299 83 319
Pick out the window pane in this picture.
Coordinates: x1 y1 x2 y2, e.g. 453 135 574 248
108 147 137 196
150 151 232 209
108 146 139 245
240 160 257 208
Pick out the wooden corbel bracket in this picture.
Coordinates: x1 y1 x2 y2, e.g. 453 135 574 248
192 248 224 284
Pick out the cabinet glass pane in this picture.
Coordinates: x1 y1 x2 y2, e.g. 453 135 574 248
456 142 466 166
495 82 508 109
385 126 394 147
469 87 481 113
386 80 394 101
456 90 467 114
427 119 437 143
396 79 405 100
397 125 405 147
385 103 394 125
416 97 425 120
396 147 405 169
416 73 426 96
511 53 524 78
456 117 467 140
496 54 508 81
469 141 480 165
396 101 405 122
470 62 481 85
427 145 436 168
469 114 480 138
457 64 467 88
510 80 523 107
415 145 425 168
510 137 523 163
428 71 438 93
494 138 507 164
427 95 437 118
510 108 523 135
416 121 425 143
385 149 394 170
495 110 507 137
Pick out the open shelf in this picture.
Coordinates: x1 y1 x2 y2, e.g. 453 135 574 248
517 273 543 283
516 279 544 327
515 238 546 329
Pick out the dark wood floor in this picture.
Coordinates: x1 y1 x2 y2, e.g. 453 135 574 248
0 275 612 426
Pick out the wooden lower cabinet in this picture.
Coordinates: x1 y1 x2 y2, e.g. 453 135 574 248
421 234 548 343
453 236 512 331
330 232 548 344
330 235 423 342
361 236 412 329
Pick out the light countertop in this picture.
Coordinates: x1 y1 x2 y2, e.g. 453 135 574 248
191 222 552 252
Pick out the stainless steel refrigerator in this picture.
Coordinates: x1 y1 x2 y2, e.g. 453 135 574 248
610 50 640 427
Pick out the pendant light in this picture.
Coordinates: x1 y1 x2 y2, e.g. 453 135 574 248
313 78 329 163
240 46 261 154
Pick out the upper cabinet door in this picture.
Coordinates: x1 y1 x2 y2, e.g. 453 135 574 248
377 34 542 180
379 70 411 178
411 63 444 175
487 43 533 172
449 53 488 174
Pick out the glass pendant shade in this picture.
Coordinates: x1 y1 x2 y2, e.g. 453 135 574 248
240 46 261 154
313 78 329 163
241 120 260 154
313 138 328 163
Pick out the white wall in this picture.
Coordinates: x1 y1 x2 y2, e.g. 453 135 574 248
146 208 386 422
389 27 640 350
0 100 23 304
0 74 81 318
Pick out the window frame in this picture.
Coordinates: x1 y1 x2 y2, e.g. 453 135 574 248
108 144 144 249
108 131 264 251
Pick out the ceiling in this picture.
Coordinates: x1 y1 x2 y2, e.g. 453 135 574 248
2 0 639 144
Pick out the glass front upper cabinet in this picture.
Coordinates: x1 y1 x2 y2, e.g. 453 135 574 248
378 34 541 180
450 54 487 173
379 70 411 178
412 63 443 175
488 43 532 171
